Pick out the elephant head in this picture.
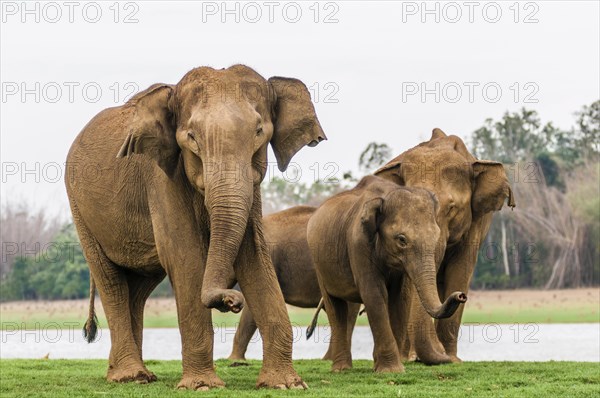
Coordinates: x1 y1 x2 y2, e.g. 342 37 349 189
116 65 326 312
360 187 467 319
374 128 515 249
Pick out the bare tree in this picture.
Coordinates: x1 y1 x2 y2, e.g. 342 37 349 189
511 169 584 288
0 201 62 278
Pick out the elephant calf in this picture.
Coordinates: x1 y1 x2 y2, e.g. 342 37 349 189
307 175 467 373
229 206 360 361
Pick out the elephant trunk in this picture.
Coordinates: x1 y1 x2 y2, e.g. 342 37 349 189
200 163 253 312
408 255 467 320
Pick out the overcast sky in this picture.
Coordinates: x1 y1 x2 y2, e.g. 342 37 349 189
1 1 599 217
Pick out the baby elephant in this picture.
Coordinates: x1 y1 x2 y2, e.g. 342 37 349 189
307 176 467 373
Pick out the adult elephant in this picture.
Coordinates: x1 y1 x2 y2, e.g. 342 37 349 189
228 206 360 361
374 128 515 364
65 65 325 389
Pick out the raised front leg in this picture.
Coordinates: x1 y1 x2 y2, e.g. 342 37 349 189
229 308 257 361
233 208 306 389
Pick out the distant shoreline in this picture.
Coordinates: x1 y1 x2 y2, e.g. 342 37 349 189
1 288 598 329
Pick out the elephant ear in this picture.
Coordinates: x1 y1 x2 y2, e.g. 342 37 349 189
360 197 384 240
268 77 327 172
430 127 448 140
116 84 179 177
471 160 516 217
374 161 404 186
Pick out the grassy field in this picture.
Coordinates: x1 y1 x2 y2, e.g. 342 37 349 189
0 359 598 397
1 288 598 330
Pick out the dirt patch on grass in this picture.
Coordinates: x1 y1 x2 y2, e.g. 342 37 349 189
467 288 600 310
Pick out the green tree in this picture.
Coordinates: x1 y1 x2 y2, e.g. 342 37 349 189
574 100 600 159
470 104 599 289
358 142 392 173
0 223 90 301
0 257 38 300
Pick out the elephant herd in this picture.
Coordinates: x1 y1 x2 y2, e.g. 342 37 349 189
65 65 514 390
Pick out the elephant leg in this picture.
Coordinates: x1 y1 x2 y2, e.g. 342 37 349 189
435 225 485 363
147 195 224 390
360 286 403 373
322 341 334 361
345 302 360 356
323 294 351 371
72 204 153 383
322 302 359 361
229 308 257 361
388 275 411 362
407 284 452 365
435 263 472 363
126 270 166 378
168 268 223 390
234 216 305 389
157 247 223 390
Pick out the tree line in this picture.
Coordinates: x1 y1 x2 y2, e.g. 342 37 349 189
1 101 597 301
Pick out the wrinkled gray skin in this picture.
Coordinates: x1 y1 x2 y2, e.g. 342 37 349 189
307 176 467 373
228 206 360 361
65 65 326 389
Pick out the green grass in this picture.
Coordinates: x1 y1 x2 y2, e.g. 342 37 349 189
461 307 600 324
0 359 598 397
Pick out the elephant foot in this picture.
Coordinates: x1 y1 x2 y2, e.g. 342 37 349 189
227 353 247 361
107 364 157 384
331 360 352 372
374 363 405 373
374 352 404 373
448 354 463 363
177 372 225 391
204 289 244 313
416 351 453 365
256 367 307 389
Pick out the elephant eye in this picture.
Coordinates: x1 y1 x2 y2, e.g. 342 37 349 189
187 132 200 152
256 127 263 136
395 234 408 247
446 202 456 215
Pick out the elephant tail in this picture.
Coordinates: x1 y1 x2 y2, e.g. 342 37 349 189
306 297 324 340
82 275 99 343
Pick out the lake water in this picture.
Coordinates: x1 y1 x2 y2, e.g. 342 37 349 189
1 324 599 362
